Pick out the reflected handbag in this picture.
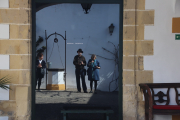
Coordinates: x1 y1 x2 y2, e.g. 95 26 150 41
40 61 45 76
40 68 45 78
41 68 45 75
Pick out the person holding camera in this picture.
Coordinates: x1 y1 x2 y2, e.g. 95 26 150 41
36 53 46 91
87 54 101 94
73 48 87 93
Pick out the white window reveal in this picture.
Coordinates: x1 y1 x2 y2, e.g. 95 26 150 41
0 85 9 100
0 116 8 120
0 0 9 8
0 55 9 69
0 24 9 39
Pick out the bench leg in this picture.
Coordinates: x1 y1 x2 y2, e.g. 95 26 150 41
145 113 153 120
67 113 69 120
145 113 148 120
63 113 66 120
149 113 153 120
104 113 106 120
106 113 109 120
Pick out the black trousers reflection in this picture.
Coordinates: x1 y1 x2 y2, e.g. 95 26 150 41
90 79 97 91
75 68 87 92
36 72 43 90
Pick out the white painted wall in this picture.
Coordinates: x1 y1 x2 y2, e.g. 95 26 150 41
0 24 9 39
0 116 8 120
144 0 180 119
0 55 9 69
36 4 119 91
0 85 9 100
0 0 9 8
48 71 64 84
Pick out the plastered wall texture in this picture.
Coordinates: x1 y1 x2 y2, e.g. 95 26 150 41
0 0 155 120
123 0 154 120
0 0 31 120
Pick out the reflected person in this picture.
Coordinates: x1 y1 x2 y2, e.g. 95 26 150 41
36 53 46 91
87 54 101 94
73 48 88 93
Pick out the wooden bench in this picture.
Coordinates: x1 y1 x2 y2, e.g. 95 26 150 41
139 83 180 120
61 105 114 120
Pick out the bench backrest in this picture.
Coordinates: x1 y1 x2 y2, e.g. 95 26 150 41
139 83 180 105
62 104 112 110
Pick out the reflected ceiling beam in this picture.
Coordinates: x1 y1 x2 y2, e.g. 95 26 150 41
36 3 60 12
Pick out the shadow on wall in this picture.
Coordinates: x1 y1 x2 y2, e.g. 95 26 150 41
97 69 119 92
174 0 180 13
66 59 119 92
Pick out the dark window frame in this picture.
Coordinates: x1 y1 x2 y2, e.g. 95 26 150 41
31 0 123 119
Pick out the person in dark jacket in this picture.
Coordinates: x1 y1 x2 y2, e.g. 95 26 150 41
73 48 87 93
87 54 101 94
36 53 46 91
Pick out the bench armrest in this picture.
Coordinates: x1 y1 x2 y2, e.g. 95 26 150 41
139 84 153 113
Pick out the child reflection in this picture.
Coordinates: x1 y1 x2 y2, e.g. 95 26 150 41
87 54 101 94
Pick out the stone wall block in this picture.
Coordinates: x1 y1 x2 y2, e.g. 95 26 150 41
136 71 153 84
136 11 154 25
0 101 16 117
123 56 134 69
123 56 144 70
123 101 137 120
10 25 30 39
19 10 30 24
137 56 144 70
16 101 31 116
0 10 30 24
124 0 145 10
8 116 15 120
123 11 135 25
123 86 137 102
0 70 30 84
124 11 154 25
124 0 136 9
123 26 144 40
136 40 154 55
123 26 135 40
0 40 30 54
137 101 145 120
9 85 16 100
123 41 135 55
9 0 31 8
136 0 145 10
123 71 135 85
15 87 29 101
15 115 31 120
123 41 153 55
10 55 31 69
135 26 144 40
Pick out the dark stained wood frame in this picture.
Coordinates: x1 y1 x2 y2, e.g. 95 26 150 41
31 0 123 120
139 83 180 120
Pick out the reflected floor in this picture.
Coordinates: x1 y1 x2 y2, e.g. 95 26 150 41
35 88 118 120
